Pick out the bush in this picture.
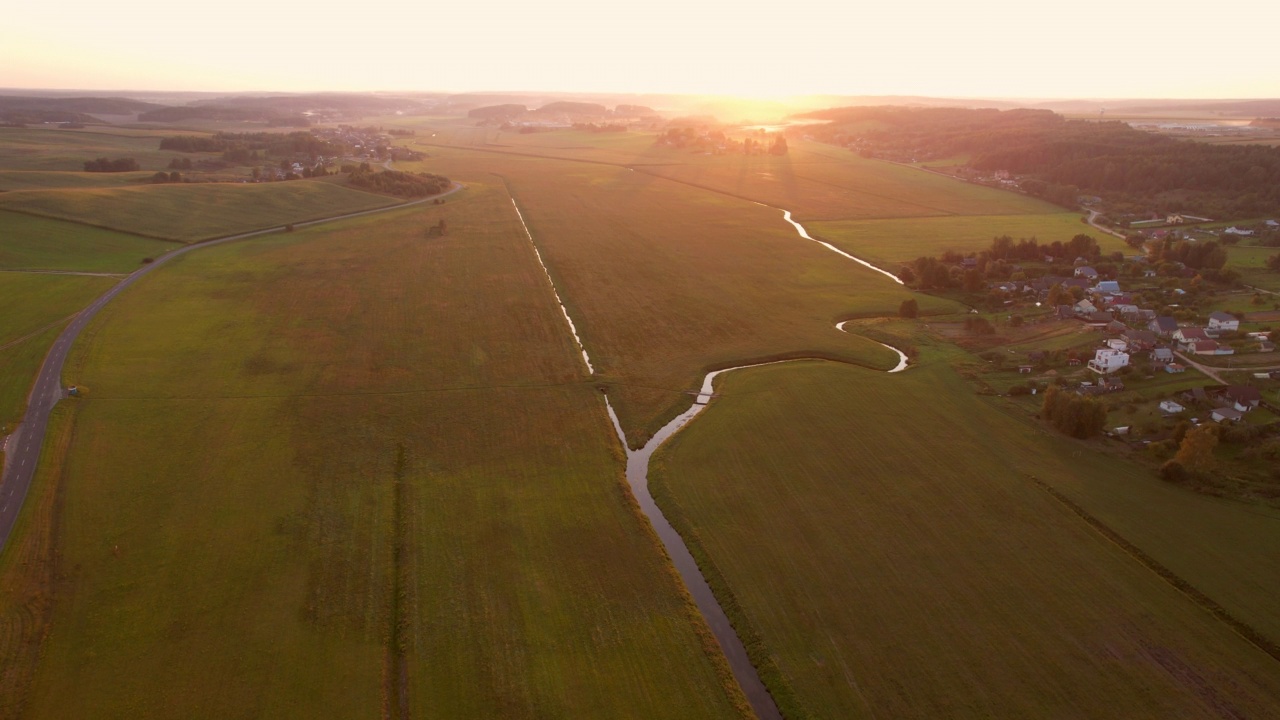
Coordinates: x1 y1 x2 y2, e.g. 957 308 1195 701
1160 459 1189 483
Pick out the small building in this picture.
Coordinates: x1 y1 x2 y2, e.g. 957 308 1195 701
1174 328 1211 347
1149 316 1178 336
1095 280 1121 294
1107 338 1129 352
1159 400 1185 414
1123 329 1158 351
1207 312 1239 333
1211 407 1244 423
1165 362 1186 374
1088 348 1130 374
1056 304 1075 320
1188 339 1226 355
1151 347 1175 364
1075 299 1098 315
1075 266 1099 279
1018 365 1034 374
1261 341 1276 353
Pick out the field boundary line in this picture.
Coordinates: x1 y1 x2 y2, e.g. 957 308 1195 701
1029 475 1280 666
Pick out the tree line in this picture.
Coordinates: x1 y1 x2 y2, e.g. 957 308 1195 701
83 157 139 172
346 167 450 198
801 106 1280 215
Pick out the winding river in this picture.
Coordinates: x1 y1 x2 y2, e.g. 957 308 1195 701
514 193 910 718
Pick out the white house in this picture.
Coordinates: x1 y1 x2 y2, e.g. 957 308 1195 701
1074 299 1097 315
1075 266 1099 279
1159 400 1185 414
1088 348 1130 374
1174 328 1211 346
1106 338 1129 352
1207 312 1239 333
1095 280 1121 294
1223 226 1254 236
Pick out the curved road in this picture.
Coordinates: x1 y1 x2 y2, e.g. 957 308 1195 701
0 182 462 553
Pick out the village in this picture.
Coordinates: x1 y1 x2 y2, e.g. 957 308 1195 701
946 241 1280 494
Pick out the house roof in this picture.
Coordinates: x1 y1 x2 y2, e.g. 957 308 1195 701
1152 317 1178 331
1224 385 1263 404
1177 328 1210 341
1213 407 1244 421
1208 311 1237 323
1191 340 1219 352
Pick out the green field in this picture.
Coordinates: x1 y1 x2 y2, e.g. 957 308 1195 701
809 212 1128 267
0 181 401 242
2 184 747 719
652 359 1280 718
0 272 116 347
0 170 155 191
0 128 190 172
412 147 957 444
412 126 1065 222
0 272 115 426
0 211 175 272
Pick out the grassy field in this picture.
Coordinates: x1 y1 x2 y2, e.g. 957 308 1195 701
0 325 63 427
652 358 1280 718
407 147 957 444
0 181 401 242
1 184 748 719
808 212 1128 267
411 126 1065 223
0 128 191 172
0 272 116 347
0 170 155 191
0 211 175 272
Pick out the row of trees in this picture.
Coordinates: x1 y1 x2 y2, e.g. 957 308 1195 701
1041 385 1108 439
346 167 450 198
83 157 139 172
160 131 343 159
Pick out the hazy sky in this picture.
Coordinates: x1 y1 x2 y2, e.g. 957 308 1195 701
4 0 1278 98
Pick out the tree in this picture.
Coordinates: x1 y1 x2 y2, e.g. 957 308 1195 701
1267 253 1280 273
1174 425 1218 474
898 298 919 318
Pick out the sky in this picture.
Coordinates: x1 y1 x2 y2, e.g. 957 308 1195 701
3 0 1279 99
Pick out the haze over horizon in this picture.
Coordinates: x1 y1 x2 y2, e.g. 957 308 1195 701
5 0 1279 100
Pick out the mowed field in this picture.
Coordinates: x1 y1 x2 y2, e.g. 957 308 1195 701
0 272 116 425
809 212 1126 268
0 181 400 242
0 170 154 191
408 146 953 444
0 211 174 272
0 128 185 172
652 359 1280 718
411 125 1065 222
0 184 748 719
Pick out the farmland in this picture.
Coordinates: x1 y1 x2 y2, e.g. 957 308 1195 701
808 212 1127 268
407 146 949 443
0 181 400 242
2 184 747 719
0 211 174 272
0 127 191 172
652 358 1280 718
2 115 1279 720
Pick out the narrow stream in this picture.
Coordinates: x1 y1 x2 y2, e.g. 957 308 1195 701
605 363 788 720
836 321 909 373
510 198 595 374
777 208 904 285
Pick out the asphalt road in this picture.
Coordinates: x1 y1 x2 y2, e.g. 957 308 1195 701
0 182 462 553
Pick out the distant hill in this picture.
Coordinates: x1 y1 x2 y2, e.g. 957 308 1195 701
467 104 527 120
614 104 656 116
532 102 608 116
0 95 163 123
